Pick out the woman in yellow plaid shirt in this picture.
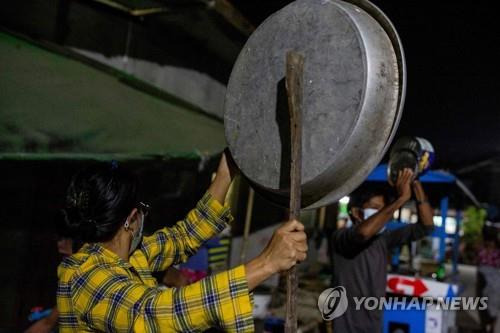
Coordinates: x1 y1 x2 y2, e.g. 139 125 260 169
57 152 308 332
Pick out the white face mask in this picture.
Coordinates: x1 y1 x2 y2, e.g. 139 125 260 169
363 208 379 220
363 208 386 234
128 213 144 255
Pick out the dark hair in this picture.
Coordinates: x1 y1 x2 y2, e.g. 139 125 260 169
62 163 139 243
348 185 390 211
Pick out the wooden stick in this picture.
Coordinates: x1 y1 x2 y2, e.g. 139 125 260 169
318 207 326 231
212 0 256 36
284 51 304 333
239 187 255 264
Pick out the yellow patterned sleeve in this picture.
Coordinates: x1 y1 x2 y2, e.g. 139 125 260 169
140 192 234 272
69 265 254 332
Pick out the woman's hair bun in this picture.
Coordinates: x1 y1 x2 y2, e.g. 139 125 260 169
61 202 97 240
62 163 138 243
66 187 91 213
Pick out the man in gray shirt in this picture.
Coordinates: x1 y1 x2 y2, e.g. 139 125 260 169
331 169 434 332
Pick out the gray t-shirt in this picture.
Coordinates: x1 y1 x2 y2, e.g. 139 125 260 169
330 223 433 333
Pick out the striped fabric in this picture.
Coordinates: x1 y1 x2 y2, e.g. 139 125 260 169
57 192 254 332
208 237 231 273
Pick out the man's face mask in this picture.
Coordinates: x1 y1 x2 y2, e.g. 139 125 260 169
363 208 379 220
363 208 386 234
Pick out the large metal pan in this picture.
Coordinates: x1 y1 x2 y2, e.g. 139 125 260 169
224 0 406 209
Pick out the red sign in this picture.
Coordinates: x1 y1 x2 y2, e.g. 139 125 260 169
387 277 429 296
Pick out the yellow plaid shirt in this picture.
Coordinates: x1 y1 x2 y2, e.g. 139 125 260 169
57 192 254 332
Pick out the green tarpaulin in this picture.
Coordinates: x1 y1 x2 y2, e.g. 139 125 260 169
0 31 226 160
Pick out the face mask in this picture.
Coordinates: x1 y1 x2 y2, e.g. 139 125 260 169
363 208 386 234
363 208 379 220
128 213 144 255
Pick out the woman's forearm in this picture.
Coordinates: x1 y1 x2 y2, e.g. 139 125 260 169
244 219 307 291
208 153 235 204
244 255 275 291
208 172 232 204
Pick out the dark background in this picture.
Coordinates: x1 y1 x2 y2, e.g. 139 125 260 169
2 0 498 203
0 0 499 329
231 0 500 169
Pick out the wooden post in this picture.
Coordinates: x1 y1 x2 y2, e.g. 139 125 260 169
284 51 304 333
239 187 255 264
